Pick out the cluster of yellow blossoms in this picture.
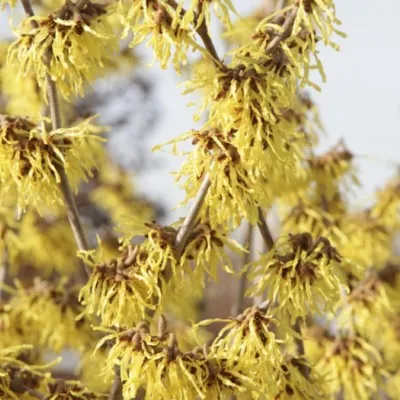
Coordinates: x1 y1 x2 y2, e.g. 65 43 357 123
0 1 399 400
0 114 104 210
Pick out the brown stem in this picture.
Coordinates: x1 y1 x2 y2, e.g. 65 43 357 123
275 0 288 10
256 207 274 250
107 366 123 400
0 244 9 302
76 0 90 9
21 0 91 276
23 387 46 399
20 0 36 18
168 0 221 64
10 378 46 399
265 6 298 55
196 21 221 63
232 223 253 316
293 318 311 378
175 175 211 256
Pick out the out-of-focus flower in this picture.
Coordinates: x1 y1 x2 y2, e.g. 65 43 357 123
315 334 386 400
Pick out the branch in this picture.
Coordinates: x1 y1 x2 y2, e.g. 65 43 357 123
256 207 274 250
168 0 222 64
0 244 9 302
196 21 221 63
175 175 211 256
10 378 46 399
21 0 91 276
20 0 35 18
265 6 298 55
232 223 253 315
275 0 289 11
76 0 90 9
293 318 311 378
107 366 122 400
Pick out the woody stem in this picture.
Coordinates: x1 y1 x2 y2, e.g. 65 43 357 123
20 0 91 277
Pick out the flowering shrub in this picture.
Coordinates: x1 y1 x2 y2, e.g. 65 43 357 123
0 1 399 399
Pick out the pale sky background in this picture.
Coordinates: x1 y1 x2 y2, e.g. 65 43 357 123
1 1 399 220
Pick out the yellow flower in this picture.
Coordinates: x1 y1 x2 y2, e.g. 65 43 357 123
196 304 283 393
232 1 345 92
386 369 400 399
78 243 162 328
98 322 256 399
308 142 359 200
340 211 392 270
120 0 202 72
315 334 386 400
282 200 345 245
0 345 48 400
79 219 185 328
3 279 92 353
13 210 78 276
178 0 236 29
8 1 118 100
46 379 105 399
181 222 244 280
248 233 350 322
169 127 305 229
294 0 346 48
0 115 105 211
273 356 327 400
371 175 400 231
78 345 113 394
337 273 396 340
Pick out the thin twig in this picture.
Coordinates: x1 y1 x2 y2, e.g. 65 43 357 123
175 175 211 256
76 0 90 9
293 318 311 378
232 223 253 316
20 0 36 18
168 0 222 64
21 0 91 276
107 366 123 400
0 244 9 302
24 387 46 399
265 6 298 55
196 21 221 63
275 0 288 11
10 378 46 399
256 207 274 250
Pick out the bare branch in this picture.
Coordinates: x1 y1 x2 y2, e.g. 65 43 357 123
256 208 274 250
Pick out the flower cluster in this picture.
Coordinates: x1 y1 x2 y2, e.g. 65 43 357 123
312 333 387 400
8 1 117 99
0 114 104 210
99 320 255 400
0 279 93 352
248 232 349 321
